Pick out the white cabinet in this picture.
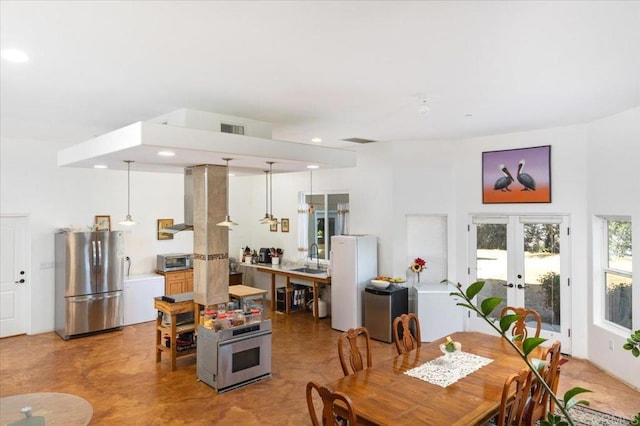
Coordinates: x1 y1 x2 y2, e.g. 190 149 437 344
123 274 165 325
415 284 464 342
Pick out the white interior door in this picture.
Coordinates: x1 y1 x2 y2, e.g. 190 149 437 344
467 215 571 353
0 215 28 337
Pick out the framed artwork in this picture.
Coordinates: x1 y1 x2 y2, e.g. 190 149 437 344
270 220 278 232
157 218 174 240
281 218 289 233
482 145 551 204
95 215 111 231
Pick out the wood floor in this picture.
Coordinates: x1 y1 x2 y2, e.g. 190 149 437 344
1 310 638 425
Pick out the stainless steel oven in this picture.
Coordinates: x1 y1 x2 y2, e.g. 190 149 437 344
197 320 272 393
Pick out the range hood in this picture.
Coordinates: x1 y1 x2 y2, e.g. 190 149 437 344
161 167 194 234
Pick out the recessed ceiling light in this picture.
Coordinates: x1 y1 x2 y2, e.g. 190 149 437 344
1 49 29 63
307 165 319 169
93 164 108 169
158 151 175 157
311 137 322 143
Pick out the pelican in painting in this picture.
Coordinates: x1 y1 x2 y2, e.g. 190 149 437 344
493 164 514 191
517 159 536 191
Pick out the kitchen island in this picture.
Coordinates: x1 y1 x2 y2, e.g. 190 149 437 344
255 264 330 321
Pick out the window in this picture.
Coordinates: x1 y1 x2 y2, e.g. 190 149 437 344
302 192 349 261
599 217 633 330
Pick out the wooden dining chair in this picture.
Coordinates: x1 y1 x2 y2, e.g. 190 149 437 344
495 368 533 426
306 381 358 426
392 313 422 355
338 327 373 376
500 306 542 345
523 340 562 426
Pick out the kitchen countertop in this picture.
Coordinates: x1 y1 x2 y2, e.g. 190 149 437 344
240 262 330 280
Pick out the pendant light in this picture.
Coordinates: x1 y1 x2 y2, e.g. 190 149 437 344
119 160 137 226
259 167 271 224
216 158 239 227
307 165 318 214
267 161 277 224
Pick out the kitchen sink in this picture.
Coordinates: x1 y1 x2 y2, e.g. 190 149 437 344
289 267 325 274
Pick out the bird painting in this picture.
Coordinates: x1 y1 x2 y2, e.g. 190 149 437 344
517 159 536 191
493 164 514 191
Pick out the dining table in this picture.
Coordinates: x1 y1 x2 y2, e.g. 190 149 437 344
324 331 541 425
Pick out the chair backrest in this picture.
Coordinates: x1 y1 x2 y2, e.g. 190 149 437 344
496 368 532 426
392 313 422 355
500 306 542 345
306 381 358 426
338 327 373 376
524 340 562 425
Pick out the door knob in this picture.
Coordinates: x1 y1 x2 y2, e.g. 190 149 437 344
502 283 514 288
15 279 25 284
517 284 527 289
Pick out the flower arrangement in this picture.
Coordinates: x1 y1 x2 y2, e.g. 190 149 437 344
409 257 426 282
409 257 426 273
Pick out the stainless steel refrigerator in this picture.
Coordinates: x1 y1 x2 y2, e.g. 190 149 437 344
330 235 378 331
55 231 124 340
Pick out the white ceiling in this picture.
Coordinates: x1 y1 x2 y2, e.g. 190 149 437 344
2 1 639 172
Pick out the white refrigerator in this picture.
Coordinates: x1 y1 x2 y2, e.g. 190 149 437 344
330 235 378 331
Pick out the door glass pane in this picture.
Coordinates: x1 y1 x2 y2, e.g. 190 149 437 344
476 223 508 320
523 223 560 332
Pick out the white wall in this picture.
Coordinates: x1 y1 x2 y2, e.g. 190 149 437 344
451 125 591 359
586 107 640 389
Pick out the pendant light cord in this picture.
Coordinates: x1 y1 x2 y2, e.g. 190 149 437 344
268 162 274 219
126 161 131 215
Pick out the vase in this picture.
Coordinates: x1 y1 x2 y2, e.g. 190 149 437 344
416 272 420 283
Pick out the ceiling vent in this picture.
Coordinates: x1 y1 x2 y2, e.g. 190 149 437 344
342 137 378 144
221 123 245 135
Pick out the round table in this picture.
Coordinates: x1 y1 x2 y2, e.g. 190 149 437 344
0 392 92 425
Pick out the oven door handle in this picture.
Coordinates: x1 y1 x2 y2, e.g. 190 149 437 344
218 330 272 346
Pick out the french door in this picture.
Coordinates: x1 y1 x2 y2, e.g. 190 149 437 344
468 215 571 353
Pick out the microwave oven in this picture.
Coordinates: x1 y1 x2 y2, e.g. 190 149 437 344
157 253 192 272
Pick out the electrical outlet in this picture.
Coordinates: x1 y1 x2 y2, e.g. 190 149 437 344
609 339 614 350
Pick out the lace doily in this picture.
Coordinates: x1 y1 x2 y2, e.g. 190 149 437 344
404 351 493 388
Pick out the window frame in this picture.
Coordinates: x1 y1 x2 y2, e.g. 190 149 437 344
595 215 633 333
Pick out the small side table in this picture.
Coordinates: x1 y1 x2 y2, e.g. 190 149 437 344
228 285 268 320
0 393 92 425
154 296 199 371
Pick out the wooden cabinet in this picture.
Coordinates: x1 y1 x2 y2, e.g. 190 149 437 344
157 269 194 295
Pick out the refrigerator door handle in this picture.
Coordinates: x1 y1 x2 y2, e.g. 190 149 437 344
97 240 102 266
102 292 121 300
69 295 104 303
91 241 97 266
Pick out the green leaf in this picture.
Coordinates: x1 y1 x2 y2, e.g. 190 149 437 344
633 347 640 357
566 398 590 410
465 281 485 301
522 337 547 355
499 314 521 333
480 297 502 316
563 387 592 406
455 303 475 311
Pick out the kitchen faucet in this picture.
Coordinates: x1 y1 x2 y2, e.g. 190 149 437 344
309 243 320 270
